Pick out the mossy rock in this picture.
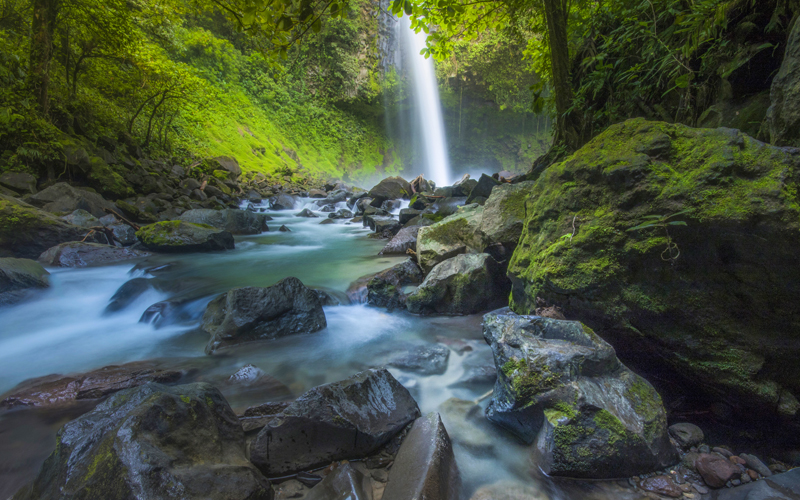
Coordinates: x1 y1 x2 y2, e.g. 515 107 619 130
507 118 800 421
0 195 89 259
136 221 234 253
86 156 134 200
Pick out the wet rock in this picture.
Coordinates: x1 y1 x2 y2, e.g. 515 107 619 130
139 297 200 328
0 360 183 409
469 481 548 500
202 277 326 354
37 242 150 267
766 18 800 147
399 208 422 224
319 204 336 213
12 383 271 500
273 479 309 499
271 193 298 210
329 208 354 219
308 188 326 198
695 453 741 488
379 226 421 255
640 475 682 498
366 259 423 311
304 462 372 500
438 398 499 455
250 368 420 476
0 172 36 194
322 189 348 205
25 182 115 218
669 422 705 448
368 176 412 205
406 254 509 315
388 344 450 375
296 208 318 218
416 204 483 272
240 402 292 433
179 208 269 234
382 412 461 500
105 277 152 312
279 225 291 232
0 257 49 306
369 216 402 237
466 174 501 204
483 308 677 478
313 287 350 306
60 208 99 228
136 220 235 252
450 349 497 388
1 195 93 259
107 223 137 246
740 453 772 477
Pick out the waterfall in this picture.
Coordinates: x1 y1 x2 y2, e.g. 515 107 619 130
397 17 452 186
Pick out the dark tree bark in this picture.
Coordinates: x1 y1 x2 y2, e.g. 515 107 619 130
28 0 60 115
542 0 581 151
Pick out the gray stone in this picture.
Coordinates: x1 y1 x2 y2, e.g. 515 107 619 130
368 176 412 204
389 344 450 375
365 259 423 311
483 308 678 478
249 368 420 476
179 208 269 234
466 174 501 204
399 208 422 224
107 223 137 246
767 18 800 146
380 226 421 255
296 208 318 218
382 413 461 500
0 172 37 194
271 193 298 210
211 156 242 179
669 422 705 448
304 462 372 500
136 221 235 252
202 277 326 354
710 467 800 499
38 242 150 267
0 257 49 306
740 453 773 478
26 182 115 218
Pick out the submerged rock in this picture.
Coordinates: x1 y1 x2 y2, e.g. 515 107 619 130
296 208 319 218
37 242 150 267
365 259 423 311
136 220 235 252
249 368 420 476
406 253 509 315
0 257 49 306
179 208 269 234
506 119 800 422
483 308 677 478
382 413 461 500
388 344 450 375
12 383 271 499
202 277 326 354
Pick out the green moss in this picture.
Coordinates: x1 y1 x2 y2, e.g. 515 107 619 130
593 409 627 445
212 169 229 180
180 395 191 404
501 356 560 401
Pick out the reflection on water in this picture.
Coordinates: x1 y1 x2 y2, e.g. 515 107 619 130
0 199 639 500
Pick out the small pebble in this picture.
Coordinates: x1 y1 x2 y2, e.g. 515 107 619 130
693 483 709 494
683 494 696 499
698 445 710 453
740 472 751 484
747 469 758 480
732 479 741 486
713 447 733 458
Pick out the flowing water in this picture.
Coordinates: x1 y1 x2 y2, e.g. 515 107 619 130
397 16 452 187
0 200 642 499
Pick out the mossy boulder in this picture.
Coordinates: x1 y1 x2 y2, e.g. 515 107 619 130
136 221 234 253
0 195 90 259
406 254 509 315
86 156 134 200
507 118 800 422
12 383 272 500
416 204 484 272
368 176 413 204
0 257 49 306
26 182 115 218
179 208 269 235
365 259 424 310
37 242 150 268
483 308 677 478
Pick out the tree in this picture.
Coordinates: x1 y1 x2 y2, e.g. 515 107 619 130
28 0 59 114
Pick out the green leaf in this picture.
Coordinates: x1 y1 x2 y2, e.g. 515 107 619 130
627 222 657 231
667 221 687 226
404 0 412 16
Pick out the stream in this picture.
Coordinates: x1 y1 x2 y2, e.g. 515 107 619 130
0 199 644 500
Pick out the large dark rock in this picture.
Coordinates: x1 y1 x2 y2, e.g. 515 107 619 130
695 453 741 488
210 156 242 179
368 176 413 204
105 277 152 312
0 195 94 259
179 208 269 234
136 221 235 252
38 242 150 267
506 119 800 423
202 277 327 354
766 18 800 147
483 308 677 478
12 383 271 500
382 413 461 500
406 254 509 315
366 259 423 311
249 368 420 476
380 226 422 255
0 257 49 306
466 174 501 204
270 193 298 210
0 172 37 194
60 209 99 228
25 183 115 218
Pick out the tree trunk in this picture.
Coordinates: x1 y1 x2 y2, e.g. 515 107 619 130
542 0 581 151
28 0 60 115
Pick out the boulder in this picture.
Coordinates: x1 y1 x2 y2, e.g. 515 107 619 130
60 208 99 228
483 308 677 478
329 208 354 219
105 277 152 312
12 383 271 500
270 193 298 210
669 422 705 448
368 216 402 237
0 172 37 194
210 156 242 179
202 277 326 354
399 208 422 224
695 453 741 488
37 242 150 267
296 208 318 218
0 257 49 306
136 221 235 252
25 182 115 218
453 178 478 197
366 259 423 311
368 176 413 204
304 462 372 500
249 368 421 476
179 208 269 234
406 254 509 315
308 188 326 198
478 182 533 258
321 188 348 205
739 453 772 478
0 195 92 259
382 413 461 500
379 225 422 255
416 204 483 272
107 223 137 246
466 174 501 204
506 119 800 422
388 344 450 375
712 467 800 499
766 18 800 147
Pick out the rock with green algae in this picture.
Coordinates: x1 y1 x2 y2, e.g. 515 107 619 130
135 220 234 252
415 182 533 272
0 257 49 305
11 382 272 500
0 195 92 259
37 242 150 268
507 118 800 423
483 308 677 478
406 253 509 315
179 208 269 234
366 258 424 311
